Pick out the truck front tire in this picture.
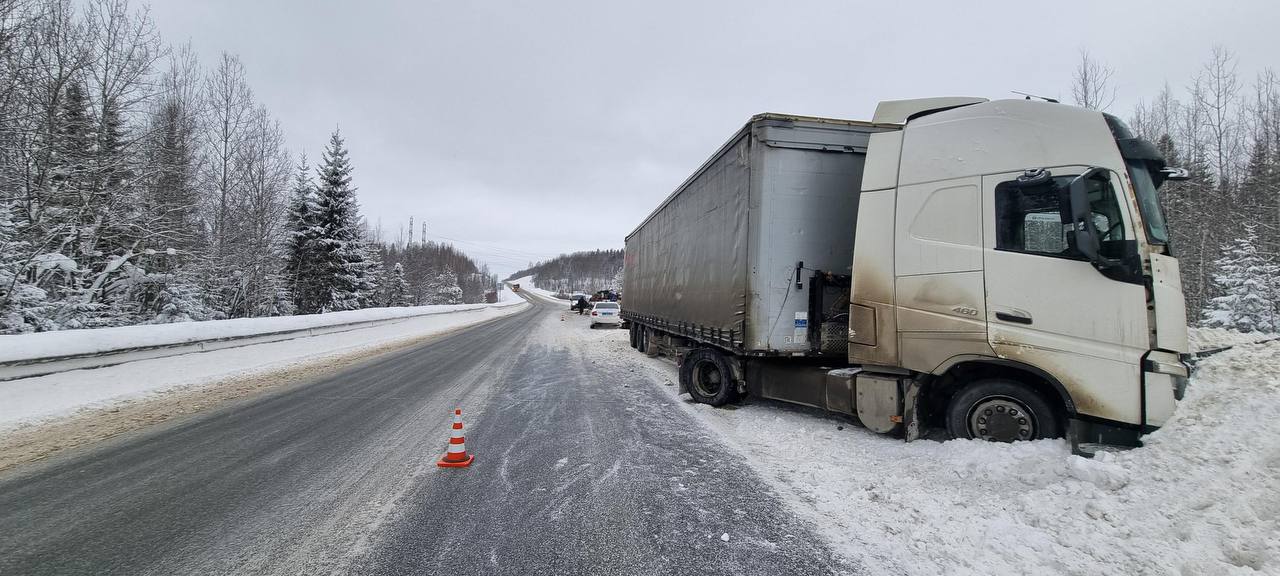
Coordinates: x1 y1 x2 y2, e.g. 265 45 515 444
681 348 738 406
945 379 1060 442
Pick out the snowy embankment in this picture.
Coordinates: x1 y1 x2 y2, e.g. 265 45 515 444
506 275 564 304
589 328 1280 575
1189 326 1278 353
0 299 528 431
1 300 524 367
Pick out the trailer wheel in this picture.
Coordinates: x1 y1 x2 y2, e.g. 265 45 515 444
945 379 1060 442
628 324 639 349
643 327 661 357
681 348 738 406
637 326 648 353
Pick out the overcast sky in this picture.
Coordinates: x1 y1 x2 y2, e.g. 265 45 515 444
148 0 1279 277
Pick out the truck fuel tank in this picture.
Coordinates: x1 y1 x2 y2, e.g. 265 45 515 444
749 362 908 436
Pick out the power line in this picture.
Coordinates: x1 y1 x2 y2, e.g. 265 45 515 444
420 232 561 261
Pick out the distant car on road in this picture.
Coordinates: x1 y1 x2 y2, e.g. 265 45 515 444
589 302 622 328
568 292 590 310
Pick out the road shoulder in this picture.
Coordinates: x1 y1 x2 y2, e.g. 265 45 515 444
0 307 527 474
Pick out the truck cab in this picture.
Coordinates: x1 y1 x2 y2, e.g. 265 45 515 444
848 98 1191 445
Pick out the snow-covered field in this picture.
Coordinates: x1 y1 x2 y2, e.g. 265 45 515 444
0 300 528 431
580 324 1280 575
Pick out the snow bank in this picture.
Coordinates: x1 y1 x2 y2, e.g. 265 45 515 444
1188 326 1278 352
0 300 524 364
591 328 1280 575
0 302 528 431
506 275 563 303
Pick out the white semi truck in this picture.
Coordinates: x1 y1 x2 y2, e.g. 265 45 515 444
621 97 1191 449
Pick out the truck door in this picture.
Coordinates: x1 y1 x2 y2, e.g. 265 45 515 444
980 168 1149 426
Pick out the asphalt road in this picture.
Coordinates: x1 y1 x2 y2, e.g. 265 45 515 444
0 296 853 575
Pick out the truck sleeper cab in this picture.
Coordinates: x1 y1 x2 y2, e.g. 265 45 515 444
623 98 1190 449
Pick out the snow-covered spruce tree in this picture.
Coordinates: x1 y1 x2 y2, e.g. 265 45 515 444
41 80 112 328
145 264 218 324
310 130 373 312
283 154 322 313
360 241 386 308
1202 226 1279 333
384 261 412 307
131 53 211 323
420 266 463 305
0 202 54 333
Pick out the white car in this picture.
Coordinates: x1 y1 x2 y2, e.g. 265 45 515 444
589 302 622 327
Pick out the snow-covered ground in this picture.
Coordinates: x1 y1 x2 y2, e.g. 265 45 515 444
0 300 528 431
1188 326 1278 352
0 301 522 364
506 275 564 303
579 323 1280 575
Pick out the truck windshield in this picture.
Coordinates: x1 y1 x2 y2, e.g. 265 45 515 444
1125 160 1170 245
1104 113 1170 246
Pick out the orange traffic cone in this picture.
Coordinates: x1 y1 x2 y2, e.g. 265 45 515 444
437 409 474 468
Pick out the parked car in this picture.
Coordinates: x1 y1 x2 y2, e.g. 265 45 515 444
568 292 590 310
589 302 622 328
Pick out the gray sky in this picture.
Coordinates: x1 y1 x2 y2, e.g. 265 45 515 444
149 0 1279 277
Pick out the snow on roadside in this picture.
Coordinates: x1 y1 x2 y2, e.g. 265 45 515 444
497 284 523 302
0 300 525 363
506 275 564 303
583 327 1280 575
0 302 528 431
1188 326 1278 352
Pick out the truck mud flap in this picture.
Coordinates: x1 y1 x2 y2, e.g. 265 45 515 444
902 379 922 442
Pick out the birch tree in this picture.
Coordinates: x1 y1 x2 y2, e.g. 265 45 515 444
1071 50 1115 111
201 52 251 257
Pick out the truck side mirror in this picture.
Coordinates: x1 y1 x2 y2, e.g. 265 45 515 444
1066 168 1105 262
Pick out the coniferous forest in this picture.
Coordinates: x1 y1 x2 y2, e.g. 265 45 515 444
0 0 495 334
507 249 624 295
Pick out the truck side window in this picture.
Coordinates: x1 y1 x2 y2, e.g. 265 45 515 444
995 178 1075 258
995 174 1126 259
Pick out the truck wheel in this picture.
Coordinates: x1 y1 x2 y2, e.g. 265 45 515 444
681 348 738 406
643 327 660 357
629 324 639 349
637 326 648 353
945 379 1060 442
